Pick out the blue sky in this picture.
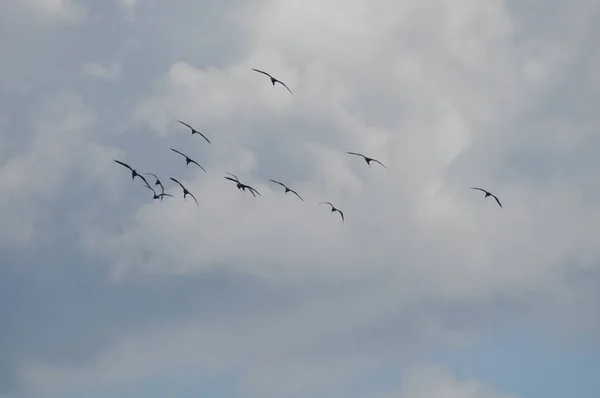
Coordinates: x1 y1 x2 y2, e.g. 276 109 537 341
1 0 600 397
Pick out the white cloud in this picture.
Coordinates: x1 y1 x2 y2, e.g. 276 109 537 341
81 61 122 81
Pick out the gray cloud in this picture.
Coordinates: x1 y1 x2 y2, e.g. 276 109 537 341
1 0 599 397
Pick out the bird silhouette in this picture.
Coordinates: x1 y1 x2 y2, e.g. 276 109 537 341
170 177 199 207
225 173 261 197
252 68 293 95
114 159 150 186
319 202 344 223
170 148 206 172
269 179 304 201
177 120 211 144
143 184 174 201
470 187 502 208
346 152 387 169
144 173 165 194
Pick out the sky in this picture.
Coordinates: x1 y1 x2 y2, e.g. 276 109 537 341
1 0 600 397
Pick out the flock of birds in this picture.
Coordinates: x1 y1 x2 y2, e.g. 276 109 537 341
114 68 503 223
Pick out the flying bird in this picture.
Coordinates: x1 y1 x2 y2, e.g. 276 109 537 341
177 120 211 144
144 173 165 194
252 68 294 95
225 173 261 197
143 184 174 201
346 152 387 169
470 187 502 208
170 148 206 172
269 179 304 201
170 178 199 207
319 202 344 223
113 159 150 186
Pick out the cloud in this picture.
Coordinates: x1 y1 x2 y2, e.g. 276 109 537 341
81 62 122 81
1 0 600 397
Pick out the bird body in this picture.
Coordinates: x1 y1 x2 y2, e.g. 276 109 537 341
346 152 387 169
319 201 344 223
470 187 502 208
252 68 294 95
114 159 150 186
269 179 304 201
177 120 211 144
225 174 261 197
170 148 206 172
170 177 199 207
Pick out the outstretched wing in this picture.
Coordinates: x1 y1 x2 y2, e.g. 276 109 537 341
160 193 174 198
247 185 261 197
114 159 134 171
143 184 156 196
136 174 150 188
290 189 304 201
319 201 334 209
470 187 488 194
225 176 239 184
144 172 159 181
177 120 193 130
226 173 239 182
170 148 188 158
186 192 199 207
252 68 272 78
492 195 503 208
275 79 294 95
372 159 388 169
346 152 365 159
196 131 211 144
336 209 345 223
189 159 206 172
269 179 286 189
170 177 185 191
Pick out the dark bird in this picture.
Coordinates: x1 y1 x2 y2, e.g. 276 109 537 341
470 187 502 208
143 184 174 201
170 148 206 172
144 173 165 194
252 68 294 95
170 178 199 207
114 159 150 186
269 179 304 201
177 120 211 144
346 152 387 169
319 201 344 223
225 173 261 197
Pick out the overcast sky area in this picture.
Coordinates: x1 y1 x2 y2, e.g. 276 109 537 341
1 0 600 397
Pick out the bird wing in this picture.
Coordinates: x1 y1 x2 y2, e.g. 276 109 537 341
143 184 156 196
177 120 193 130
470 187 488 194
197 132 211 144
290 189 304 201
346 152 365 159
226 172 239 181
336 209 345 223
269 179 286 188
170 177 185 191
136 174 151 188
319 201 334 209
160 193 174 198
247 185 261 196
114 159 134 171
224 176 239 184
275 79 294 95
189 159 206 172
186 192 199 207
252 68 272 78
144 172 158 180
170 148 188 158
372 159 388 169
492 195 503 208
